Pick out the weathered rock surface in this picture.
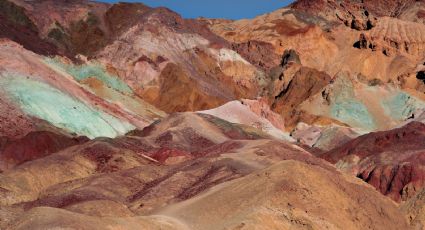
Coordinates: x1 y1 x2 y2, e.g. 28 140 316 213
320 121 425 202
271 65 333 128
354 17 425 57
291 122 359 151
0 0 59 56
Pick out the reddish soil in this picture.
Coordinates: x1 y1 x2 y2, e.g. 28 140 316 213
0 131 88 170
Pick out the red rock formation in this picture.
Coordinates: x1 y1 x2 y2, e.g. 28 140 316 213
230 40 280 72
0 131 88 171
0 0 59 56
291 0 377 31
9 0 110 56
321 121 425 202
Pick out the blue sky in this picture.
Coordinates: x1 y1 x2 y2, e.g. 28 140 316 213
98 0 294 20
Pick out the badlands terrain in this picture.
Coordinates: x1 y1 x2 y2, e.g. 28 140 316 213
1 0 425 229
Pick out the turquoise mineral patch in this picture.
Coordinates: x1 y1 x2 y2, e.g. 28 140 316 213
0 74 134 138
328 75 376 130
382 92 425 121
331 100 375 130
44 58 132 94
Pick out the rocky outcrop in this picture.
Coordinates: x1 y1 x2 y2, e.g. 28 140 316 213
281 49 301 67
300 71 425 131
271 66 332 128
230 40 280 72
0 0 59 56
320 121 425 202
291 122 359 151
7 0 110 57
291 0 377 31
354 17 425 56
139 63 227 113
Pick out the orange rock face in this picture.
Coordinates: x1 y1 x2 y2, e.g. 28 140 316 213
271 65 333 128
